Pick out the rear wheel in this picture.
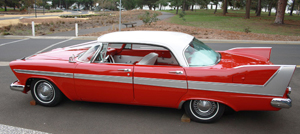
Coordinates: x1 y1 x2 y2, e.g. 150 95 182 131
30 79 63 107
184 100 225 123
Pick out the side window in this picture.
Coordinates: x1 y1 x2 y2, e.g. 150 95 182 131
108 44 123 49
124 44 132 49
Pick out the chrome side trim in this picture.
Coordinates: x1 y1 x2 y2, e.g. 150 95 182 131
10 81 25 92
134 77 187 89
74 73 132 84
14 69 73 78
271 98 292 108
178 101 185 109
233 65 286 69
228 47 272 51
188 65 296 96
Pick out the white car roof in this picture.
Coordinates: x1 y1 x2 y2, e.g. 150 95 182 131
97 31 194 67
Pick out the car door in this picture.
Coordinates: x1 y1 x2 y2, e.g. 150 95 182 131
74 63 134 104
73 43 134 104
133 65 188 108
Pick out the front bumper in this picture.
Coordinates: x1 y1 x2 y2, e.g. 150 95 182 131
10 80 25 92
271 98 292 108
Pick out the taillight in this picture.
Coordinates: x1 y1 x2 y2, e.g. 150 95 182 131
285 87 292 96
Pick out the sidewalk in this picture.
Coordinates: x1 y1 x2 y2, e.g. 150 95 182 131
45 12 175 36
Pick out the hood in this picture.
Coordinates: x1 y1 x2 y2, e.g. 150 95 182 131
26 41 97 61
27 48 86 61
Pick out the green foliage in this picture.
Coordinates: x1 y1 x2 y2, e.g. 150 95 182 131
2 32 11 35
20 6 26 11
139 11 159 25
244 27 251 33
49 10 63 13
45 3 51 10
179 12 186 21
122 0 137 10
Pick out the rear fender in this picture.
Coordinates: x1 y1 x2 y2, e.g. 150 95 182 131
225 47 272 61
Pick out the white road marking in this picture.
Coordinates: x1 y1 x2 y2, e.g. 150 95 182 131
33 37 75 55
0 124 50 134
0 38 29 47
0 61 10 66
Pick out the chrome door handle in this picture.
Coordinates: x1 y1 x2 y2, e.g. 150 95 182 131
169 71 183 74
118 69 131 72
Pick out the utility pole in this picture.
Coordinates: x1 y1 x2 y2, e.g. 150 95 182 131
119 0 121 31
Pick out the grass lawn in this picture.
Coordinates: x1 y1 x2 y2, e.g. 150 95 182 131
0 8 15 12
164 9 300 36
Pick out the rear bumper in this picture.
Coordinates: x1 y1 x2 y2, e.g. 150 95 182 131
271 98 292 108
10 80 25 92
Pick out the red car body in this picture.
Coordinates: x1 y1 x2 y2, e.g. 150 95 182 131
9 31 295 123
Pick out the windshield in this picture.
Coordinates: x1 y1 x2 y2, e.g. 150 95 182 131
184 38 219 66
77 45 100 62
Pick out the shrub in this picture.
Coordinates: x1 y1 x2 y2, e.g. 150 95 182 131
139 11 159 25
20 6 26 11
244 27 251 33
179 12 186 21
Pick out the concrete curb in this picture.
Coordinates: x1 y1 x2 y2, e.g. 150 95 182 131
1 35 299 44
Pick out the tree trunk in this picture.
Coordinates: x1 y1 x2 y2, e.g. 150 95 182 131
256 0 261 16
4 0 7 11
275 5 278 16
225 0 228 13
298 5 300 15
268 4 272 16
148 5 152 10
160 4 162 10
214 4 217 14
211 4 213 9
191 5 194 11
274 0 288 24
245 0 251 19
289 0 295 16
223 0 227 15
182 0 186 12
265 5 267 12
176 6 179 14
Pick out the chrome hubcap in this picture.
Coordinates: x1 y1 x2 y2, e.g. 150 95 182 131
36 81 54 101
192 100 217 117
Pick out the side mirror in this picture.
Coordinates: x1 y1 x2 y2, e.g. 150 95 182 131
69 54 76 63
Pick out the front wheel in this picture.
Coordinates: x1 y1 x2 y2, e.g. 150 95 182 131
31 79 63 107
184 100 225 123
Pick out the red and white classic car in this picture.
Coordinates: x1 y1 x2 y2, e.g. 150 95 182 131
10 31 295 123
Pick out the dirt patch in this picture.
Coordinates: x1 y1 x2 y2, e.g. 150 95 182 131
20 17 88 24
83 20 300 41
0 10 157 36
0 19 21 27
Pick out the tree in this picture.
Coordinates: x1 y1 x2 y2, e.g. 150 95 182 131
245 0 251 19
223 0 228 15
122 0 137 10
2 0 20 11
274 0 287 24
213 0 219 14
170 0 182 14
156 0 168 10
256 0 262 16
290 0 296 16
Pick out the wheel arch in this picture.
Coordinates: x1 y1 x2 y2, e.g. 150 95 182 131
25 77 76 101
177 97 238 112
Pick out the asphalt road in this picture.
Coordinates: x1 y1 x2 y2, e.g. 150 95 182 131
0 38 299 134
